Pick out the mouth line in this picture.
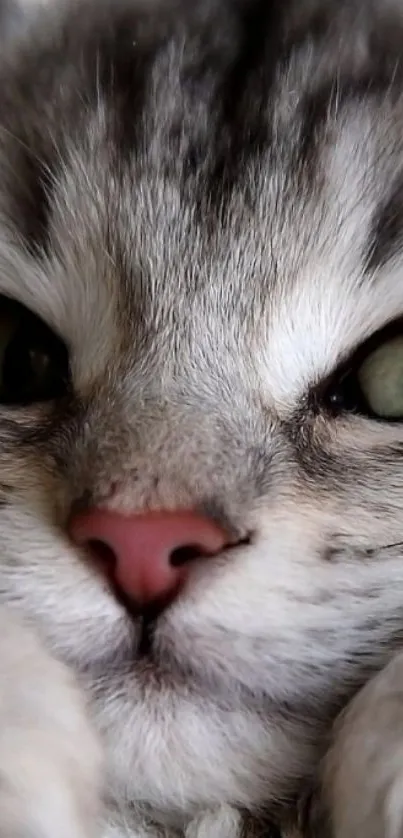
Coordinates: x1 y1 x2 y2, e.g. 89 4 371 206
137 614 157 657
110 583 169 659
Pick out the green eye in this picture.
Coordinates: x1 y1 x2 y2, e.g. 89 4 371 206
357 335 403 419
0 296 69 406
326 330 403 421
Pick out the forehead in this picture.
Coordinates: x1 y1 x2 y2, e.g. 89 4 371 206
1 0 403 408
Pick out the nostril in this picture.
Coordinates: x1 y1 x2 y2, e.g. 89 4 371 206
170 544 208 567
85 538 117 574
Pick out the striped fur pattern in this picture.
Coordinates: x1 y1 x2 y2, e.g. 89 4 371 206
0 0 403 835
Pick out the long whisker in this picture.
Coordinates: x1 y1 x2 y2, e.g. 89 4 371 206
378 540 403 551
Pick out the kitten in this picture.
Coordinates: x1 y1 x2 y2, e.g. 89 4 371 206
0 0 403 835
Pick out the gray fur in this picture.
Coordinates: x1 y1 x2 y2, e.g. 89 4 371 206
0 0 402 835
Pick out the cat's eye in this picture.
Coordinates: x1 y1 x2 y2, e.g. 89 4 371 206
0 296 69 406
356 336 403 419
326 331 403 421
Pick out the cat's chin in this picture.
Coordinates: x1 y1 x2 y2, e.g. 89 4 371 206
87 644 312 826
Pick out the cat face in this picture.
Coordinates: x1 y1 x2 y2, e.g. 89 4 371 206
1 0 403 827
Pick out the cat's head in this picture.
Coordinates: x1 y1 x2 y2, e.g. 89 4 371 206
1 0 403 828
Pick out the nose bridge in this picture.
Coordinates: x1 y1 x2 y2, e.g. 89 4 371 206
102 393 231 487
68 349 269 519
87 362 233 453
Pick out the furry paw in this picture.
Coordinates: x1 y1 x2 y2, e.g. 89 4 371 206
308 651 403 838
185 805 268 837
0 607 102 838
104 805 261 838
185 806 244 838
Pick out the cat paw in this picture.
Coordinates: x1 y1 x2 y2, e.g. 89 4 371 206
309 651 403 838
0 607 103 838
185 805 250 838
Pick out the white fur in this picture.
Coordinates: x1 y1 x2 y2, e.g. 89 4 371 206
0 607 102 838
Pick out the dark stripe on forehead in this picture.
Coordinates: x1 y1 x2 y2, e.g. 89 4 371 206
5 0 403 252
366 173 403 273
204 0 288 207
18 152 53 257
191 0 403 213
0 137 53 258
0 107 58 258
297 59 403 175
217 0 286 129
49 2 168 155
0 1 166 251
90 12 166 154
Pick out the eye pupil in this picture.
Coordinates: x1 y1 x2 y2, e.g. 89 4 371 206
4 336 50 401
28 347 51 383
328 390 344 408
326 373 362 415
0 297 69 406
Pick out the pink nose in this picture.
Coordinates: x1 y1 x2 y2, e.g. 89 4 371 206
69 509 229 607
